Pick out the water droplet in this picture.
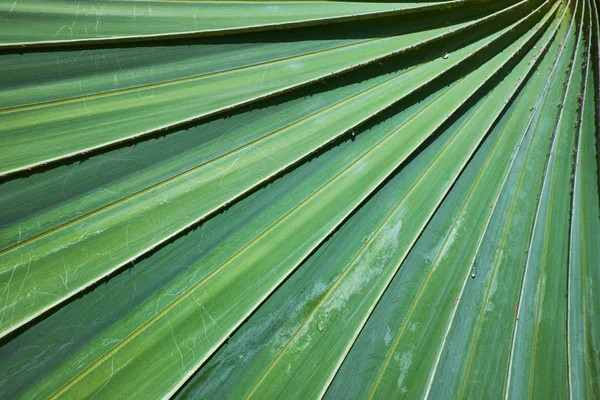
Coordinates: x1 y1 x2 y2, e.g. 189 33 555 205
317 320 325 332
442 52 449 59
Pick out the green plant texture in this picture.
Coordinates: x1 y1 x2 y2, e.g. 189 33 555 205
0 0 599 398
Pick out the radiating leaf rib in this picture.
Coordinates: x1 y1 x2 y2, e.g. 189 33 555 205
330 70 543 397
39 9 560 397
251 63 546 400
1 75 445 399
456 11 576 400
329 4 573 398
172 79 477 400
0 1 454 47
424 6 576 398
1 0 519 111
424 22 574 394
0 0 540 253
0 60 417 248
505 2 584 398
568 0 600 395
2 50 425 250
50 83 460 400
593 0 600 195
0 0 542 340
236 7 567 398
1 1 599 399
245 102 488 399
1 77 443 398
0 0 533 177
0 31 375 110
325 86 517 400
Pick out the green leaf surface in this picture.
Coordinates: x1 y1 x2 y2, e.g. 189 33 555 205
1 1 448 46
568 1 600 396
1 0 598 399
0 1 526 177
0 0 538 340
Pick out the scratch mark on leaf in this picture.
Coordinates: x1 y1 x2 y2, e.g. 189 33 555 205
260 65 269 88
220 156 240 188
0 265 17 328
168 320 185 373
258 147 275 161
79 81 91 116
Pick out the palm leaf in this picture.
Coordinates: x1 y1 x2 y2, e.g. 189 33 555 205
0 0 598 398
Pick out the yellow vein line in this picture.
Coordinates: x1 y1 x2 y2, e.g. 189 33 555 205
246 81 486 400
0 0 530 259
0 0 532 178
453 5 572 397
51 27 533 393
48 76 460 399
526 5 585 399
363 3 563 396
1 1 463 48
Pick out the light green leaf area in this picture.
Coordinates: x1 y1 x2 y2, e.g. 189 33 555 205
1 1 445 46
0 0 598 399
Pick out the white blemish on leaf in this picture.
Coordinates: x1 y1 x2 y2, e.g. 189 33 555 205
168 321 185 374
323 218 402 313
436 218 462 266
408 322 417 332
384 327 392 345
538 275 547 320
396 347 414 389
